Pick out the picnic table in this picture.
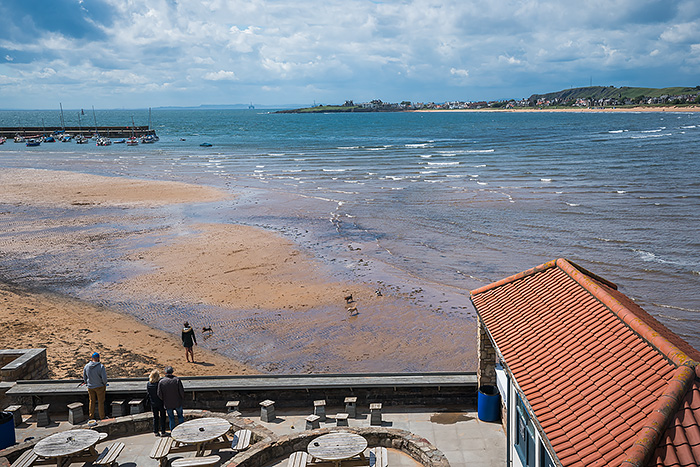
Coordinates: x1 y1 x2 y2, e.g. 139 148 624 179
307 432 368 467
171 417 232 456
33 429 100 466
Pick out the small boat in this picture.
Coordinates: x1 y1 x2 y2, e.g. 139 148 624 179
59 134 72 142
26 139 41 147
44 135 55 143
113 139 126 144
127 116 139 146
141 134 157 144
0 137 6 145
14 135 25 143
96 137 112 146
200 142 213 147
75 135 89 144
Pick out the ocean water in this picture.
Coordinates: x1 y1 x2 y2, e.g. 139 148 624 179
1 108 699 363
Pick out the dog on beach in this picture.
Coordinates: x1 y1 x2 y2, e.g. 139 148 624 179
202 326 213 334
344 294 354 304
347 303 358 315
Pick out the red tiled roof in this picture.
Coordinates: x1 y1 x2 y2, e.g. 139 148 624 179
471 258 700 467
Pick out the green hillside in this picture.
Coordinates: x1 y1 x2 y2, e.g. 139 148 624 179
529 86 700 102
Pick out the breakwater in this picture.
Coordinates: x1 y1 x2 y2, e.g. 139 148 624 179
0 125 157 139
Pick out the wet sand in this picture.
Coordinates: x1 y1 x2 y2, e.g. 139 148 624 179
0 168 476 377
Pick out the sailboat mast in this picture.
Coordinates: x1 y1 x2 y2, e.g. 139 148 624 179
60 103 65 130
92 106 98 136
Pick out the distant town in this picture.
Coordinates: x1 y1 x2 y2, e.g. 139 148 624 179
280 85 700 113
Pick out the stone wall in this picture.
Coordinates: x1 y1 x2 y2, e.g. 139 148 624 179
476 320 496 389
0 410 449 467
231 426 449 467
7 383 476 417
0 349 48 382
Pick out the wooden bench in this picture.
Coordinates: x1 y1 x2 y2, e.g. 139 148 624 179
9 449 38 467
288 451 309 467
171 455 221 467
150 436 174 467
368 447 388 467
94 442 125 466
231 429 252 451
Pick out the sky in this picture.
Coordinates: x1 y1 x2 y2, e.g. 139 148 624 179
1 0 699 109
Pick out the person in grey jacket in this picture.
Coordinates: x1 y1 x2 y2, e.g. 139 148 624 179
157 366 185 429
83 352 108 419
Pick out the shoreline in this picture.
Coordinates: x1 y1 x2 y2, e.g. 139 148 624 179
413 105 700 113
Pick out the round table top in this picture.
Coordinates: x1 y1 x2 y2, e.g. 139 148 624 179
171 417 232 445
34 429 100 458
307 432 368 461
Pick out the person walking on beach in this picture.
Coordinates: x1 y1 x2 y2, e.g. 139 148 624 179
182 321 197 362
83 352 108 420
147 369 167 437
157 366 185 430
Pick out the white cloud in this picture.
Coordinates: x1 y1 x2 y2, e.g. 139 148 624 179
203 70 237 81
1 0 699 107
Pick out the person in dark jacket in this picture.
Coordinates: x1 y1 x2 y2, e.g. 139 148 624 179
182 321 197 363
147 369 167 436
157 366 185 429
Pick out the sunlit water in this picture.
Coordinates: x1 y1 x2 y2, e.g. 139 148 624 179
1 108 699 360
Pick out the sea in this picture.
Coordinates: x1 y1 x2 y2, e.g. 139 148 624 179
1 108 699 370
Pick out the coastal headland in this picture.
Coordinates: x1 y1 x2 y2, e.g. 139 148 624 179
0 168 477 378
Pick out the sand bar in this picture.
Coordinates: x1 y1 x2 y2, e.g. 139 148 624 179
0 168 476 376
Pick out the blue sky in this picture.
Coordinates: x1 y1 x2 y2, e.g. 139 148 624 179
1 0 699 109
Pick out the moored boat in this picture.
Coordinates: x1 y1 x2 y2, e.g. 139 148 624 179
26 139 41 147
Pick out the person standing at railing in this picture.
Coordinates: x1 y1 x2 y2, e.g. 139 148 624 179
83 352 108 420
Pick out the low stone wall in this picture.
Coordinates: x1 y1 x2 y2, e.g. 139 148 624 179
231 426 449 467
0 349 48 382
0 410 449 467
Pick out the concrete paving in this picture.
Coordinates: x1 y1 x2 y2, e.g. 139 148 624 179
7 406 505 467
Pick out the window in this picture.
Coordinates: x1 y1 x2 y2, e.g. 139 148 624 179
515 395 536 467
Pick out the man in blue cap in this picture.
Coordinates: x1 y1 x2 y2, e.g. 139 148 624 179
83 352 108 420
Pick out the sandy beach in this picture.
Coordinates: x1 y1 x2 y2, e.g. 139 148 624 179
0 168 476 377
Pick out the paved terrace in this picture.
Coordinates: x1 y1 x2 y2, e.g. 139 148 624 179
1 373 504 467
4 406 505 467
